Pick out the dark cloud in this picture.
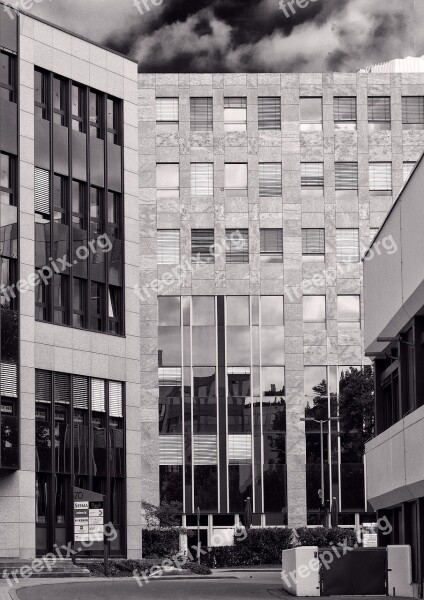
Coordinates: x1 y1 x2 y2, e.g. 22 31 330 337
28 0 424 73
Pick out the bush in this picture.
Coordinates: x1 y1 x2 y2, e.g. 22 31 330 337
83 559 155 578
202 528 293 568
182 561 212 575
142 528 180 558
295 527 357 548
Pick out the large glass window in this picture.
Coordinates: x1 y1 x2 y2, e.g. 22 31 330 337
34 68 48 119
300 97 322 130
107 97 121 144
303 296 326 330
72 84 85 132
0 153 15 207
53 76 67 126
89 90 103 138
0 51 15 103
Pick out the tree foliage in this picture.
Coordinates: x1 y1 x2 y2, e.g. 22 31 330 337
141 500 183 529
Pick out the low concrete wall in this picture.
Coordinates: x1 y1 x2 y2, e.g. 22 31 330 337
281 546 320 596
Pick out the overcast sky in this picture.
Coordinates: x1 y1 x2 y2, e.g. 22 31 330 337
24 0 424 72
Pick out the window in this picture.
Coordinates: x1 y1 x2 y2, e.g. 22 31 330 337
258 97 281 130
90 187 103 237
192 230 214 263
34 167 50 215
108 286 122 335
190 97 213 131
368 97 391 130
157 163 179 197
53 175 67 224
334 97 357 130
53 274 68 325
260 229 283 263
0 153 15 206
71 84 85 132
225 163 247 196
107 97 120 144
53 76 67 126
337 296 360 328
224 97 247 131
300 97 322 131
303 296 326 330
0 51 15 103
72 180 86 228
107 191 121 239
89 90 103 138
226 229 249 264
0 257 16 310
34 69 48 119
156 97 179 132
259 163 282 197
191 163 213 196
335 162 358 191
336 229 359 262
403 161 416 184
402 96 424 128
90 282 104 331
72 278 86 328
301 163 324 190
302 229 324 260
35 274 49 322
158 230 180 265
369 162 392 194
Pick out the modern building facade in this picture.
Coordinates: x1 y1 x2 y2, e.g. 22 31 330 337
0 4 142 558
138 70 424 537
364 152 424 593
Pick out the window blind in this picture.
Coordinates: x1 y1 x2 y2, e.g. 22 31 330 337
336 229 359 262
402 96 424 124
368 97 391 121
226 229 249 264
54 372 70 404
156 97 179 122
158 230 180 265
193 435 218 465
191 163 213 196
258 97 281 130
159 368 182 387
302 229 325 255
403 161 416 184
109 381 123 418
35 167 50 214
301 163 324 187
190 97 213 131
224 97 247 108
228 434 252 464
260 229 283 256
334 97 357 121
36 370 52 404
369 162 392 191
1 363 17 398
335 162 358 190
259 163 282 196
191 229 214 263
73 375 88 410
91 378 106 412
159 435 183 465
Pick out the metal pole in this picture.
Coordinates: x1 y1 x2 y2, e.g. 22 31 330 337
320 420 326 527
197 506 201 566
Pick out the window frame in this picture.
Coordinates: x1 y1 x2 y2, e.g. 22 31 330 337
303 295 326 330
0 152 16 207
302 228 325 260
224 163 248 196
0 50 16 103
300 97 323 131
258 96 281 130
334 96 357 130
156 97 179 132
260 228 283 263
71 84 86 133
191 229 215 264
190 97 213 132
224 97 247 131
156 163 180 198
337 295 361 329
226 229 249 264
52 75 68 127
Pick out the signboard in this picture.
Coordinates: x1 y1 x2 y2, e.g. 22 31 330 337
73 487 105 544
362 523 378 548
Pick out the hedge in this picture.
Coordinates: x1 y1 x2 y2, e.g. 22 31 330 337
142 528 180 559
295 527 357 548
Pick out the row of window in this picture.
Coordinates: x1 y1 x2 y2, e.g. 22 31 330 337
157 161 413 197
156 95 424 132
35 69 121 144
158 228 367 264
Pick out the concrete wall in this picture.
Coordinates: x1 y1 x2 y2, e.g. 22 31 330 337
0 13 141 559
366 404 424 510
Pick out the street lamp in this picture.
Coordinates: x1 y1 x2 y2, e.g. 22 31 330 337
301 416 340 527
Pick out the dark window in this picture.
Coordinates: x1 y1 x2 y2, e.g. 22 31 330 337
71 84 85 132
190 97 213 131
34 69 49 120
35 271 49 322
90 187 103 237
402 96 424 126
53 274 68 325
72 278 86 328
108 286 122 335
302 229 325 258
107 97 120 144
191 229 214 263
89 91 103 139
53 175 68 224
53 76 67 126
107 191 121 239
335 162 358 190
0 257 16 310
226 229 249 264
258 97 281 130
0 153 16 206
368 97 391 122
0 51 16 103
260 229 283 263
334 97 357 129
90 282 104 331
72 180 86 228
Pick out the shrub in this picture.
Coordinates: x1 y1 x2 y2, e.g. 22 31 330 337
142 528 180 558
83 559 155 578
182 561 212 575
295 527 357 548
202 528 293 568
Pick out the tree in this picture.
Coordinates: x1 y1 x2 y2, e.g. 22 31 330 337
141 500 183 529
339 366 375 460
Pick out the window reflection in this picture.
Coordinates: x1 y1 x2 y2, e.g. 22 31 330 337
227 296 249 325
158 327 182 367
159 397 182 434
262 367 285 397
261 296 284 326
158 296 181 326
192 296 214 326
